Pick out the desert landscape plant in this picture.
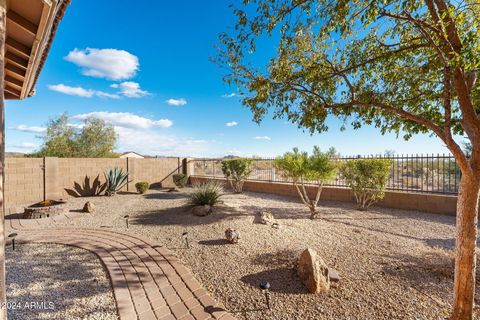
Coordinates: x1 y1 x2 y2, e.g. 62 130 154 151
340 159 393 210
188 180 224 206
135 181 150 194
219 1 480 317
173 173 188 188
104 168 128 196
221 158 253 193
275 147 336 219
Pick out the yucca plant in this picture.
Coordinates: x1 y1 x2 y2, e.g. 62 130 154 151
188 180 224 206
104 167 129 196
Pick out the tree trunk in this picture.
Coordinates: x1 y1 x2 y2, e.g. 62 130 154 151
452 173 480 320
309 205 317 219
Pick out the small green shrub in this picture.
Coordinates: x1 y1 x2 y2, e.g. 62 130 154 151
135 181 150 194
104 167 129 196
275 146 336 219
173 173 188 188
188 181 224 206
221 158 253 193
340 158 393 210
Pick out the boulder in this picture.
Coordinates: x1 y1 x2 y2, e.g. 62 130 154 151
225 228 240 244
254 211 276 225
192 205 212 217
83 201 95 213
297 248 330 294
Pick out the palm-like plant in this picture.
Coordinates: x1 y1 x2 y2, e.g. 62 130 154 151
104 167 129 196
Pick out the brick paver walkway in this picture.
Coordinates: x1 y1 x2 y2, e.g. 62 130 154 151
6 215 235 320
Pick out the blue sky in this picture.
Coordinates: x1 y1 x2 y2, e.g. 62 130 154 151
6 1 452 157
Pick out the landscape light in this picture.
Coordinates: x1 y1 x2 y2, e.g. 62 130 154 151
182 231 189 249
124 215 129 229
8 233 18 251
259 281 271 310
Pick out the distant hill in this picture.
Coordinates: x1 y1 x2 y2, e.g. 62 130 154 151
6 152 26 158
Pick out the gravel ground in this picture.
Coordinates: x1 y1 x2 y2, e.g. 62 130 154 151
6 244 118 320
50 188 478 320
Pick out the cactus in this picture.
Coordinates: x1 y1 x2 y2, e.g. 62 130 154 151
104 167 129 196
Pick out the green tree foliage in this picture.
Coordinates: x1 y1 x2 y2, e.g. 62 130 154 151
221 158 253 193
35 113 77 158
218 1 479 318
275 147 336 219
76 118 117 158
340 159 393 210
35 113 117 158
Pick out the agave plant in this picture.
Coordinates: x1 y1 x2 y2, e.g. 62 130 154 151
104 167 129 196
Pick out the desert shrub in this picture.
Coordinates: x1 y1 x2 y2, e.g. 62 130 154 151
275 146 336 219
188 180 224 206
173 173 188 188
104 167 129 196
221 158 253 193
135 181 150 194
340 158 393 210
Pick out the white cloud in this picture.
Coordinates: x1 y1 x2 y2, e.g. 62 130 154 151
111 81 150 98
95 91 121 99
48 84 121 99
67 123 85 129
226 121 238 127
254 136 271 140
10 125 46 133
65 48 139 80
10 142 39 149
114 127 209 157
166 98 187 106
48 84 94 97
221 93 236 98
73 112 173 129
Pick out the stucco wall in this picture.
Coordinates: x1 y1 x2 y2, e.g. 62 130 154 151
5 157 184 213
190 176 457 216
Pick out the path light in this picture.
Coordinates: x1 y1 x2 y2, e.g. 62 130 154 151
182 231 189 249
124 215 129 229
8 233 18 251
259 281 271 310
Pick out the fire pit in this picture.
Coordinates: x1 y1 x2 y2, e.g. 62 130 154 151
23 200 68 219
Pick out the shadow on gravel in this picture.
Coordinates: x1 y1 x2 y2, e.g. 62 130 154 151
240 267 306 294
133 205 247 226
6 244 117 319
252 249 299 268
142 191 187 200
198 239 230 246
379 250 461 301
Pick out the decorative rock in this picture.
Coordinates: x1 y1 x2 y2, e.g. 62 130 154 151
192 205 212 217
254 211 276 225
297 248 330 294
225 228 240 244
83 201 96 213
271 222 280 229
328 268 340 287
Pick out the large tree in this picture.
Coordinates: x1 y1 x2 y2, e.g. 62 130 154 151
35 113 117 158
217 1 480 319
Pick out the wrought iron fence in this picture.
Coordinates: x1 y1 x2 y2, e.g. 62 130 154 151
191 154 461 194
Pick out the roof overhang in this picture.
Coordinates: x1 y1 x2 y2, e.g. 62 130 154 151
4 0 70 100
